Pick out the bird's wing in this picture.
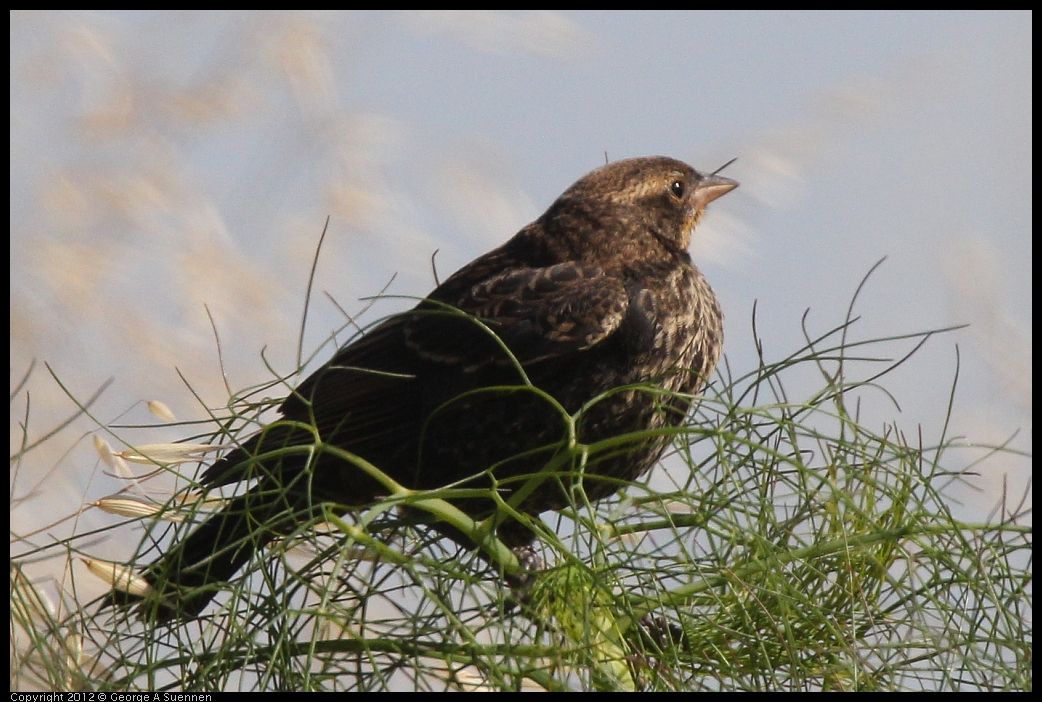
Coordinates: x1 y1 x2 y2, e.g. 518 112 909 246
266 263 627 463
404 262 630 370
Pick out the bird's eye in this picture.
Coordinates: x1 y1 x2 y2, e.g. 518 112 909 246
670 179 686 199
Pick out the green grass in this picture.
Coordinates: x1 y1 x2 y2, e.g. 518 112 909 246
11 283 1031 692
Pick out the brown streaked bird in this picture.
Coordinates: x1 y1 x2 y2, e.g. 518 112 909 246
104 156 737 620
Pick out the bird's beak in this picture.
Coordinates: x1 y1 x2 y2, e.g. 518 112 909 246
693 174 739 209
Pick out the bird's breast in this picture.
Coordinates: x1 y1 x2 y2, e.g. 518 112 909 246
614 264 721 389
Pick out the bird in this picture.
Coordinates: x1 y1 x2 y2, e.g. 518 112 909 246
103 155 738 620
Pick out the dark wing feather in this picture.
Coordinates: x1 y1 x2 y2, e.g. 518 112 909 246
403 262 629 370
202 261 629 493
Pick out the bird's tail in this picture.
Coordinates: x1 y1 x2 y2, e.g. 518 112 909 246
101 480 321 621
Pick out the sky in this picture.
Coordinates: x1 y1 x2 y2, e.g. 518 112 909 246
10 11 1031 603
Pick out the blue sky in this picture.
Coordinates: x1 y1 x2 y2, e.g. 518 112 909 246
10 12 1030 571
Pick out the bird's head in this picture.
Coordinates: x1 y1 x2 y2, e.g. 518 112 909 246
539 156 738 266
